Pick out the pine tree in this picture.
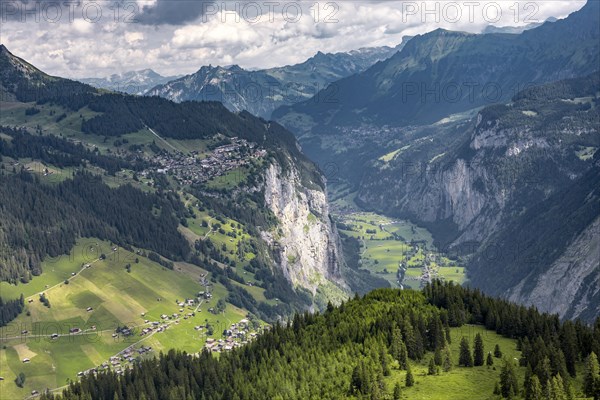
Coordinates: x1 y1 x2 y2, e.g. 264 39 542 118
404 319 418 360
445 326 452 344
428 357 436 375
548 344 569 383
391 327 402 361
486 352 494 367
443 347 453 372
493 381 501 395
380 345 391 376
14 372 25 388
494 344 502 358
527 375 543 400
560 321 578 377
459 337 473 367
474 333 484 366
500 358 519 398
373 369 385 400
536 356 552 389
524 364 534 400
405 364 414 387
547 375 567 400
413 324 425 360
350 363 363 395
397 340 408 370
434 346 443 366
350 360 375 396
583 352 599 398
427 316 446 351
393 382 401 400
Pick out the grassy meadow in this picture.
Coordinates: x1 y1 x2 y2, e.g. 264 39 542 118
0 239 248 399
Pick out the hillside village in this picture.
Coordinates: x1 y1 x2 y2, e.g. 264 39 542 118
139 137 267 185
74 289 264 380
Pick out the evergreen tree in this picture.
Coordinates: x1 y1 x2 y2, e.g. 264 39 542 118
443 347 453 372
523 364 533 395
380 345 391 376
413 323 425 361
393 382 401 400
500 358 519 398
548 344 569 382
459 337 473 367
560 321 578 377
474 333 485 366
494 344 502 358
547 375 567 400
434 346 443 366
486 352 494 366
391 327 402 361
527 375 543 400
428 357 436 375
427 315 446 351
405 364 414 387
524 364 534 400
536 356 552 389
493 381 501 395
14 372 25 388
350 361 373 396
445 326 452 344
397 340 408 370
583 352 599 398
404 319 419 360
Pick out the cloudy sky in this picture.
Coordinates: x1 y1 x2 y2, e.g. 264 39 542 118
0 0 586 79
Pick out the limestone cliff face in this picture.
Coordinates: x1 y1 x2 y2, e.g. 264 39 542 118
363 111 591 247
507 217 600 321
356 75 599 321
359 120 558 246
397 154 499 244
261 161 347 296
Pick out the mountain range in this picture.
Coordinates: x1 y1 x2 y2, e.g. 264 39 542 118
78 69 181 95
145 41 410 119
481 17 557 34
273 1 599 132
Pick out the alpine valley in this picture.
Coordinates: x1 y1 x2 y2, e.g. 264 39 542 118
0 1 598 400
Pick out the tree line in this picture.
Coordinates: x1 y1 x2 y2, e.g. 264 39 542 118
0 294 24 327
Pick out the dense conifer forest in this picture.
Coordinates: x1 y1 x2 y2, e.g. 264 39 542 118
0 170 189 284
0 294 24 327
38 281 600 400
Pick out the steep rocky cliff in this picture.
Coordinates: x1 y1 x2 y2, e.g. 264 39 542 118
507 217 600 322
355 74 600 321
261 160 348 303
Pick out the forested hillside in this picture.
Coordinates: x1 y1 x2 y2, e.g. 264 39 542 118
0 170 189 283
145 41 409 119
40 281 600 400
